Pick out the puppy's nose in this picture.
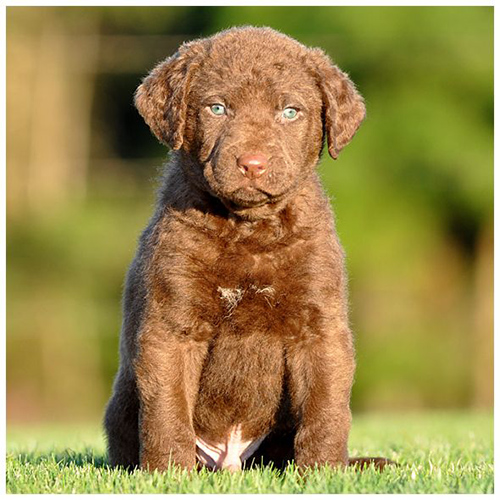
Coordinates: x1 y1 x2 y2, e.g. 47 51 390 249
237 153 268 179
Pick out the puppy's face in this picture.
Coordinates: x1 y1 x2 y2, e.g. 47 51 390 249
184 45 323 212
135 28 365 218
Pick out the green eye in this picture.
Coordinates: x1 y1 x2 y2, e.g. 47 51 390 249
210 104 226 116
282 107 298 120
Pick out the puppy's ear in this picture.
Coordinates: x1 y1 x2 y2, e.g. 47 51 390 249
134 40 205 150
309 49 366 160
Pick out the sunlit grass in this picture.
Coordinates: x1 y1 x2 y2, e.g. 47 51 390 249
6 411 493 494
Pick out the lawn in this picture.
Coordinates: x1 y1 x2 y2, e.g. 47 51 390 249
6 411 493 494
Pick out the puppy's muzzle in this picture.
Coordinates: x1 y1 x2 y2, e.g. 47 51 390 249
237 153 268 179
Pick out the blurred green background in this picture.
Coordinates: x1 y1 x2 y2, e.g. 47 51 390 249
7 6 493 424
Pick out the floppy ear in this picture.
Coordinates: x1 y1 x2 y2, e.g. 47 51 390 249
309 49 366 160
134 40 205 150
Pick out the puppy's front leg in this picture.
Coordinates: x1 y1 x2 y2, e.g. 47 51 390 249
135 327 208 471
286 323 355 469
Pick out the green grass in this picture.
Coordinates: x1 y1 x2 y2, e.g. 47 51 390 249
6 411 493 493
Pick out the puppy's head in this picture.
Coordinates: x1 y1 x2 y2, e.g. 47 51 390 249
135 27 365 218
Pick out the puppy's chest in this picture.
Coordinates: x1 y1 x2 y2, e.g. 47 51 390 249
171 225 312 340
213 250 283 318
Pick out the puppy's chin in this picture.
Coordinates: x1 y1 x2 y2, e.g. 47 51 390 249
224 199 288 221
227 187 270 208
218 190 291 221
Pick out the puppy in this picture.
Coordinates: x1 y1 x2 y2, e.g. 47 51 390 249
104 26 389 472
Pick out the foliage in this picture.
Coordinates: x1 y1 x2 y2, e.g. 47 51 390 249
7 6 493 421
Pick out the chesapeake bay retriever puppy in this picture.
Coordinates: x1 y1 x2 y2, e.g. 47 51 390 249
104 26 389 472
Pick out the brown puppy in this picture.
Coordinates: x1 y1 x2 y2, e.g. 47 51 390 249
104 26 387 472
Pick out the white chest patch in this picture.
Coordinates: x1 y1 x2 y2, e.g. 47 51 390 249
196 425 267 471
217 285 275 316
217 287 244 315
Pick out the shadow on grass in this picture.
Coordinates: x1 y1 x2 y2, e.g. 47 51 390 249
11 449 288 476
10 450 398 478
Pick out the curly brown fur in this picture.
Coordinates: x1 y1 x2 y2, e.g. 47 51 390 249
104 26 390 472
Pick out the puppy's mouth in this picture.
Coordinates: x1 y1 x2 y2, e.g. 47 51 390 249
227 186 270 208
202 158 291 211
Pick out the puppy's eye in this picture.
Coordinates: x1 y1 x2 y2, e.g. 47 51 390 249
210 104 226 116
282 107 299 120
